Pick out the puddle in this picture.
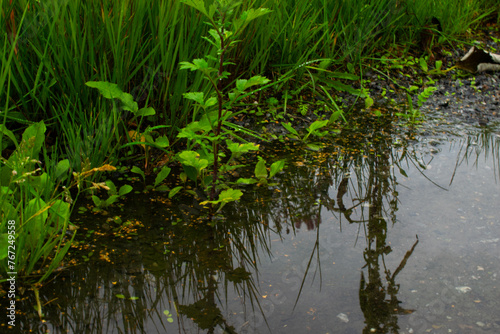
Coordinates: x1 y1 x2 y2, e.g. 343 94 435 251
1 114 499 334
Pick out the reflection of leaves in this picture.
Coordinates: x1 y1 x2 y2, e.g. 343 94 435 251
226 266 251 283
179 299 222 330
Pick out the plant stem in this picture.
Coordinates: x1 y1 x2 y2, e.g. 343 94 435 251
210 12 228 202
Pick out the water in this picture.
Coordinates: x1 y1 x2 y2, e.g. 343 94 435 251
2 114 499 333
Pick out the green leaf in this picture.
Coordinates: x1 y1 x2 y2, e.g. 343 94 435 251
116 294 125 299
329 110 343 123
104 195 119 207
183 165 198 182
0 234 9 260
178 151 209 173
308 120 329 133
136 107 156 116
269 160 285 178
154 166 171 188
398 166 408 177
55 159 70 179
154 136 169 148
419 57 428 72
435 60 442 71
91 195 102 207
85 81 138 113
183 92 205 104
17 121 46 162
131 166 145 182
118 185 133 197
365 96 374 109
155 185 170 192
227 140 259 157
235 75 270 92
233 8 272 32
205 97 218 107
281 122 299 136
179 61 198 71
193 58 210 69
236 178 258 185
218 188 243 202
168 186 183 198
180 0 210 18
0 124 18 147
254 157 267 180
200 188 243 211
329 71 359 80
307 143 322 151
106 180 117 194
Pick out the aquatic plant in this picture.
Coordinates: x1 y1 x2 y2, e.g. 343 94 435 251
90 180 132 213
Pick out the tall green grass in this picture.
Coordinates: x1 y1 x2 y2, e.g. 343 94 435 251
1 0 498 165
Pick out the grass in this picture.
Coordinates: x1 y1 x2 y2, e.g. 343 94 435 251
2 0 498 148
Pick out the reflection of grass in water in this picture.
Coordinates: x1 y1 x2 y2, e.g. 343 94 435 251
450 131 500 184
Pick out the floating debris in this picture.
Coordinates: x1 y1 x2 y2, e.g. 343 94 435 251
479 238 499 243
337 313 349 323
455 286 472 294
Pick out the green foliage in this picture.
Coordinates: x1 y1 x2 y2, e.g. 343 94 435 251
91 180 133 212
0 122 76 283
200 188 243 213
237 157 285 186
85 81 157 127
281 119 331 151
177 0 273 214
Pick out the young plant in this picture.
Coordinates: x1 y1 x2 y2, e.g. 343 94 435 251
236 157 286 187
91 180 133 212
281 119 330 151
178 0 272 212
85 81 171 169
396 85 437 124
